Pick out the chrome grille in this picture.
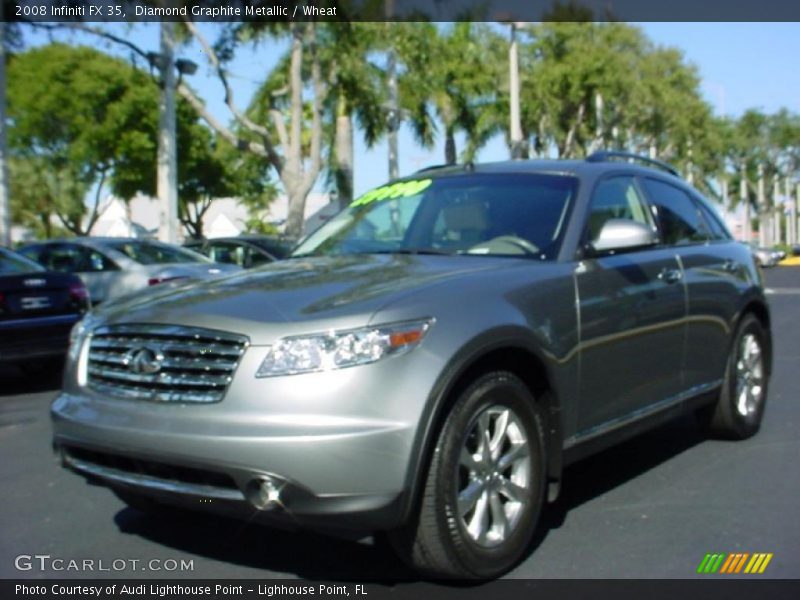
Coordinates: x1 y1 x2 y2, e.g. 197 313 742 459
87 324 249 403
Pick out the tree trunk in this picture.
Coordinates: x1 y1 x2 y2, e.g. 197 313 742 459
561 103 585 158
285 182 309 238
444 127 456 165
334 93 353 208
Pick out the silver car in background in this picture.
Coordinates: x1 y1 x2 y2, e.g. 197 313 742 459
19 238 240 304
52 154 772 579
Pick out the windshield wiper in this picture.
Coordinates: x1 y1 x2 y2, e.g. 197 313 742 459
369 249 454 256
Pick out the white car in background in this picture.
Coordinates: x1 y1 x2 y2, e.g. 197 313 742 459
19 238 240 304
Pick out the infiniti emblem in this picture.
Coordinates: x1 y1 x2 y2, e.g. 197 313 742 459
123 346 164 375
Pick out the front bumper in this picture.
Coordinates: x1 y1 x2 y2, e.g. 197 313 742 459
51 348 441 531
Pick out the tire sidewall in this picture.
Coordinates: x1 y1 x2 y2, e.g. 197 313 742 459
721 315 769 438
433 372 546 578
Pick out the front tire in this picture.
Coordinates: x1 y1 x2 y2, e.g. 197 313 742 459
704 314 769 439
391 372 546 579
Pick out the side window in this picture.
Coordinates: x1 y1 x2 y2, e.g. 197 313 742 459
696 199 732 241
641 178 709 246
246 247 273 267
586 176 654 244
208 242 244 266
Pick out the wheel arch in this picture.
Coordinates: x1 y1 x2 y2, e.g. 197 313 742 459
398 328 563 525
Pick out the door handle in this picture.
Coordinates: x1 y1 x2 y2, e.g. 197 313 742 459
658 268 683 284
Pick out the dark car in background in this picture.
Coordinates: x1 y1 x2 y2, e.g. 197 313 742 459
19 238 240 304
0 247 90 371
53 152 771 579
184 235 295 269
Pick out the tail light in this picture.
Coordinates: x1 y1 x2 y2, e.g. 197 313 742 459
148 275 188 286
68 283 90 309
0 291 5 315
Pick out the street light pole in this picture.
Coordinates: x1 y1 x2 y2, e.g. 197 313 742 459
0 9 11 247
508 23 524 159
385 0 399 180
157 22 179 244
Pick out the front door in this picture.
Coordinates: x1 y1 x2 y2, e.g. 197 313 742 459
575 175 687 433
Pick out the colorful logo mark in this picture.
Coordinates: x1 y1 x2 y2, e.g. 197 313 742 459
697 553 773 574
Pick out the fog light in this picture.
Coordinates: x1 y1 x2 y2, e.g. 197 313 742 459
245 477 283 511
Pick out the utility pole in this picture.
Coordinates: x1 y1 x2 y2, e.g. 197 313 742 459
0 8 11 247
508 23 524 159
157 22 179 244
773 179 782 246
740 164 750 243
788 180 793 245
757 164 767 247
385 0 399 180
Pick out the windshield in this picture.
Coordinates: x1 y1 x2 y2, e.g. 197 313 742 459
105 241 210 265
0 248 45 274
293 173 577 261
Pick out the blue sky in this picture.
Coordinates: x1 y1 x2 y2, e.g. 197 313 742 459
24 22 800 197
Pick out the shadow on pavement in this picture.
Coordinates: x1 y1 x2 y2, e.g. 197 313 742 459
111 413 707 582
0 361 64 396
530 413 706 548
114 506 418 582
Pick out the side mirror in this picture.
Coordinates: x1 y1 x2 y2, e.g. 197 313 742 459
589 219 658 254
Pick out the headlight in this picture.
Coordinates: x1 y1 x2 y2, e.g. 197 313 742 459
256 318 434 378
67 313 97 363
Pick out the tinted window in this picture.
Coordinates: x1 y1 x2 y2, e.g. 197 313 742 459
696 200 732 241
642 178 708 246
106 241 208 265
247 238 294 259
246 247 274 267
0 248 45 274
207 242 245 266
586 176 654 243
37 244 117 273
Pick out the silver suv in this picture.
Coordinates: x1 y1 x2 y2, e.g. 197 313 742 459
53 153 771 579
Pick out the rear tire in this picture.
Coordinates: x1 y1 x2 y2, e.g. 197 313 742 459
390 372 546 579
702 314 769 439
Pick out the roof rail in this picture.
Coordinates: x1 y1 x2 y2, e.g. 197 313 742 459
414 164 451 174
586 151 680 178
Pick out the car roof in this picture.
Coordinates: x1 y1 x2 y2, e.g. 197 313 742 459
410 157 686 185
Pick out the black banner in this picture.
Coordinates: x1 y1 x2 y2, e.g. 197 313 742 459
4 0 800 23
4 580 800 600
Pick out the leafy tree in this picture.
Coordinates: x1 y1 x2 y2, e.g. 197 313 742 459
6 43 158 235
7 43 270 239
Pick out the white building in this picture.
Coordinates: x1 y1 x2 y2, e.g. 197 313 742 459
87 192 333 241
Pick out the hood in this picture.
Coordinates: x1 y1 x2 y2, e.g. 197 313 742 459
94 254 514 338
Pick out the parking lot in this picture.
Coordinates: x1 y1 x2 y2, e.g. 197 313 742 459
1 267 798 581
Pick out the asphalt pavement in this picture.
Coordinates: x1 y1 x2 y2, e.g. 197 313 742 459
1 267 798 581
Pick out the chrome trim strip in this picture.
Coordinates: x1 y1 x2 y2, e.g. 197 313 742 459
91 338 244 357
89 351 237 371
564 379 723 449
64 455 244 501
88 364 231 387
88 380 223 403
93 323 249 345
0 314 80 328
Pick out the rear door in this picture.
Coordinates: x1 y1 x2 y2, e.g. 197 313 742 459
575 175 687 432
639 177 744 391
